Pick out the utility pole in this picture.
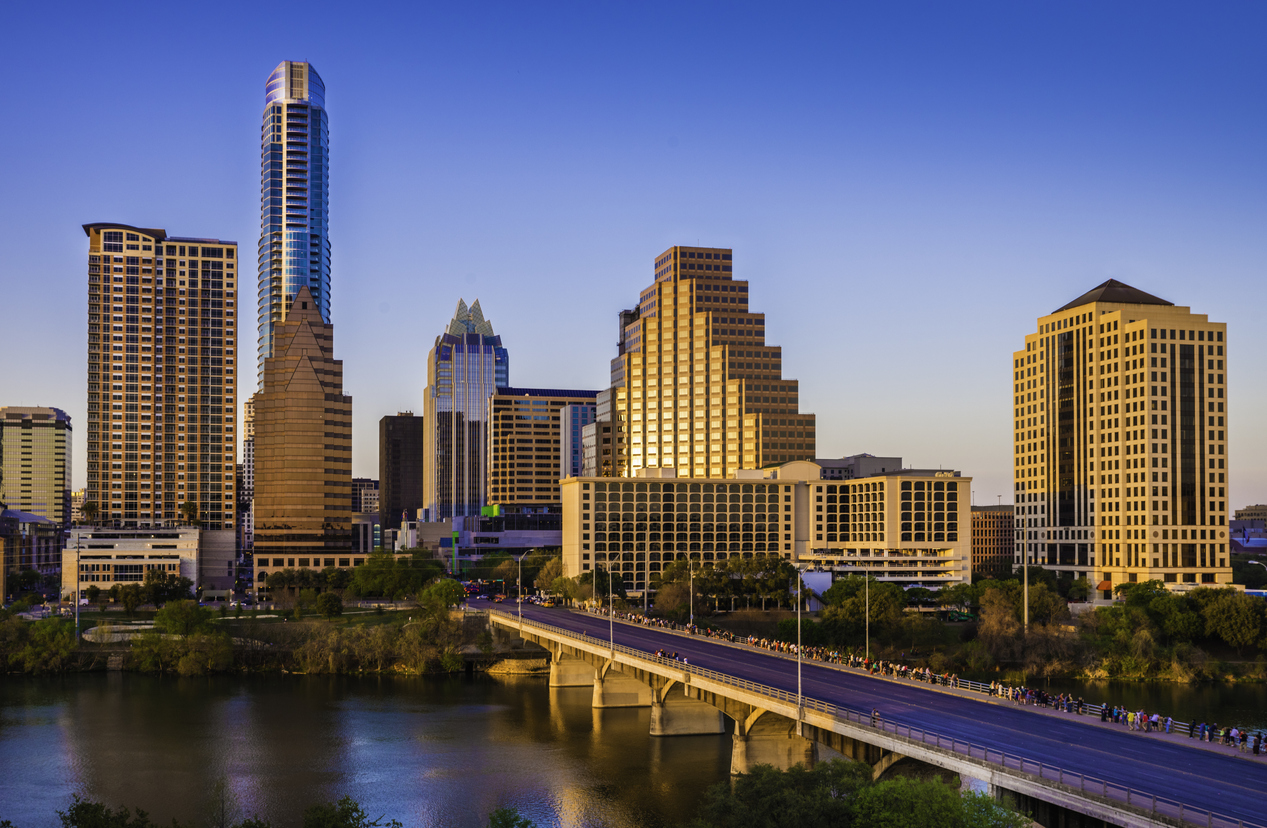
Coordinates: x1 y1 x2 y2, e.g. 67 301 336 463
1023 557 1030 634
74 529 81 641
865 573 870 662
690 563 697 624
608 564 614 654
795 566 805 735
516 552 526 627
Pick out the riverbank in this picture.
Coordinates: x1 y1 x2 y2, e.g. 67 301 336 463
0 604 519 677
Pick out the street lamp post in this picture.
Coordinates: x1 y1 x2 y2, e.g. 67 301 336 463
865 572 870 663
516 553 527 628
608 564 614 654
689 562 694 627
794 565 806 735
1023 557 1030 634
74 529 81 641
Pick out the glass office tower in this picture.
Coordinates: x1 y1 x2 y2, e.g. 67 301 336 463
423 300 509 520
258 61 330 387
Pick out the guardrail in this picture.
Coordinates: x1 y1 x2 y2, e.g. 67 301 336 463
583 608 1221 738
490 609 1263 828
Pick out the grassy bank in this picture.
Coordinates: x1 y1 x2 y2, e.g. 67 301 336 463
0 597 491 677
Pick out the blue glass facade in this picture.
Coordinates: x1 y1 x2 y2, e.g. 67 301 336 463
424 300 509 519
257 61 330 386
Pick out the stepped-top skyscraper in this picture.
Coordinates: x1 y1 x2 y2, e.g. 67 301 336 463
610 245 816 478
258 60 330 387
1012 279 1231 599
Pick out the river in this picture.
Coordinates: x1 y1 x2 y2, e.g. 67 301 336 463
0 674 731 828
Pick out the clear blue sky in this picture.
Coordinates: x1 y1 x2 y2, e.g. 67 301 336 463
1 1 1263 507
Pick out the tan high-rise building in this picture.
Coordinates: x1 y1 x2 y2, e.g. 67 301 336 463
1012 279 1231 599
253 287 352 586
487 387 598 511
0 407 72 526
83 224 238 529
614 246 815 479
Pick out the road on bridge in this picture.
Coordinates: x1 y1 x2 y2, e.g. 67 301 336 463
475 600 1261 826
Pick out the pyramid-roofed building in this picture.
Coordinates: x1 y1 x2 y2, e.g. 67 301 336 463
1055 279 1173 313
253 287 354 579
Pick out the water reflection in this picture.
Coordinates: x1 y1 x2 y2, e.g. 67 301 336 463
0 674 731 828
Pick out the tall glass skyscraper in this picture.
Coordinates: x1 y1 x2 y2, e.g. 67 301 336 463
258 61 330 386
423 300 509 519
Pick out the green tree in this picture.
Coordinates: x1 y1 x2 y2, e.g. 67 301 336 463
141 569 194 607
316 592 343 618
179 501 200 527
302 796 401 828
321 566 353 591
58 796 163 828
1201 589 1264 654
153 600 211 637
487 808 536 828
8 617 78 672
851 777 1028 828
119 584 144 617
80 501 99 525
693 760 871 828
421 579 466 608
819 575 905 643
534 556 563 592
85 585 101 604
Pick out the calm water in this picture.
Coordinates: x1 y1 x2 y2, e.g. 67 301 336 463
0 674 731 828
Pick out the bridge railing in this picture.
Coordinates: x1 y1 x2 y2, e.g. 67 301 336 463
491 609 1263 828
586 607 1213 738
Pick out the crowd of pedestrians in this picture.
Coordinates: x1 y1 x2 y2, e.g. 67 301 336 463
581 605 1266 755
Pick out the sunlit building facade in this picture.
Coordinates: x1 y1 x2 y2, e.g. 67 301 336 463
0 407 72 527
83 223 238 530
612 246 815 479
253 287 352 580
1012 279 1231 598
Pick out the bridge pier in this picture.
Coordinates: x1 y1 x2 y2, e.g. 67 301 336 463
592 660 654 708
649 680 725 736
730 709 816 775
549 652 595 687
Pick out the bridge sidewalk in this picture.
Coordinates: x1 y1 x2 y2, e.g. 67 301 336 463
568 608 1264 766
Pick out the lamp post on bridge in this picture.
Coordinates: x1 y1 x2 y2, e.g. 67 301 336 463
516 552 527 629
608 564 614 655
689 561 694 628
794 564 807 736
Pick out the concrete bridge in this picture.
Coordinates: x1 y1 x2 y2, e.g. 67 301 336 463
487 607 1262 828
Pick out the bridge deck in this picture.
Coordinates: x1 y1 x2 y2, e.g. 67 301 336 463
480 601 1264 828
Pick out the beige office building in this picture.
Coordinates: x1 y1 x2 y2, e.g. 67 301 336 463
83 224 238 530
0 407 72 526
253 288 353 588
610 246 815 479
1013 279 1231 598
487 387 598 511
560 461 970 592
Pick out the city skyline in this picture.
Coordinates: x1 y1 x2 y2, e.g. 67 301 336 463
1 3 1263 509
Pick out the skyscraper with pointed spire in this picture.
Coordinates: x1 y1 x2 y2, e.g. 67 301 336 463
423 299 508 519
